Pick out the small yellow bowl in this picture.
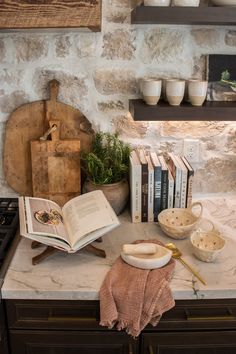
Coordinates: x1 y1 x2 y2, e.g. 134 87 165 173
190 229 225 263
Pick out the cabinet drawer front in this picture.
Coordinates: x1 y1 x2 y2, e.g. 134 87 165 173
142 331 236 354
6 300 102 330
147 299 236 331
6 299 236 331
10 330 138 354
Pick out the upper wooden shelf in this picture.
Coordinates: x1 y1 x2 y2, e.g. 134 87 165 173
129 99 236 121
131 4 236 26
0 0 101 32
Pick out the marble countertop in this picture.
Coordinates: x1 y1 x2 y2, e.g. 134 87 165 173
2 194 236 301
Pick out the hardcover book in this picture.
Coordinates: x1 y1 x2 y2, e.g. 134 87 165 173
150 152 162 222
158 156 169 211
19 190 120 253
181 156 194 208
146 154 154 222
176 155 188 209
167 167 174 209
129 150 142 223
137 149 149 222
168 153 182 208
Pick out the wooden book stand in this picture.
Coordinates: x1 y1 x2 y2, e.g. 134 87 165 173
31 239 106 265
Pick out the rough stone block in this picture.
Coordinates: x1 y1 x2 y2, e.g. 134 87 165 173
13 36 49 62
55 35 72 58
225 31 236 47
140 28 185 64
113 113 148 138
0 91 28 114
93 69 138 95
102 30 135 60
191 29 220 48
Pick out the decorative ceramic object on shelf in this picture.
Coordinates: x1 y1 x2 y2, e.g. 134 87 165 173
172 0 200 5
188 80 208 106
81 132 131 215
158 202 203 239
121 243 172 269
144 0 171 6
141 78 162 105
190 227 225 263
166 79 185 106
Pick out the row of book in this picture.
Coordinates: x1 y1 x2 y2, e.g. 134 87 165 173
129 149 194 223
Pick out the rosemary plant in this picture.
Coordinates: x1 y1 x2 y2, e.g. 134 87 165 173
81 132 131 185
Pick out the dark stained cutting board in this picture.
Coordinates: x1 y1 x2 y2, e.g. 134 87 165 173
4 80 94 197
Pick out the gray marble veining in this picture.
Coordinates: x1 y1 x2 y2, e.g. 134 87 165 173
2 195 236 300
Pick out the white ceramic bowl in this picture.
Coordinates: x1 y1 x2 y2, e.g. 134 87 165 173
211 0 236 5
190 230 225 263
121 243 172 269
158 202 203 240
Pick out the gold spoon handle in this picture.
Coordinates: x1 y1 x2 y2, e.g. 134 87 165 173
178 258 207 286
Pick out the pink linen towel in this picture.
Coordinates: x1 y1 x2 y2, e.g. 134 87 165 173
99 239 175 337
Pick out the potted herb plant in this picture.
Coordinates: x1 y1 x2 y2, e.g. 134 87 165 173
81 132 131 215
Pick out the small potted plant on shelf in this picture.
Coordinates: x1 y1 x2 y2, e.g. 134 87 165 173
81 132 131 215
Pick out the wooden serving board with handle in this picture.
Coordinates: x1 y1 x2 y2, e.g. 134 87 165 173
4 80 94 198
31 120 81 207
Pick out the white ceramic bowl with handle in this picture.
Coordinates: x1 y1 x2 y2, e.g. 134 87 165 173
190 225 225 263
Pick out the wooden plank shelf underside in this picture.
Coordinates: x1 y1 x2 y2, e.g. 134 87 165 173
131 4 236 25
0 0 101 31
129 99 236 121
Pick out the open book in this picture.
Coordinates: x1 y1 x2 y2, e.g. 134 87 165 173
19 190 120 253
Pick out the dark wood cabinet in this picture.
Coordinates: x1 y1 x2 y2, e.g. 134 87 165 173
142 331 236 354
9 330 137 354
4 298 236 354
0 300 8 354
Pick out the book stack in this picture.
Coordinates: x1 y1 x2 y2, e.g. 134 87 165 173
129 150 194 223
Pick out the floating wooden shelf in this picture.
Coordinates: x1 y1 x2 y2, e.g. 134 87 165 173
131 4 236 26
129 99 236 121
0 0 101 31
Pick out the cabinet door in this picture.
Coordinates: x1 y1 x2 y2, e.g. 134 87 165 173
142 331 236 354
10 330 138 354
0 331 8 354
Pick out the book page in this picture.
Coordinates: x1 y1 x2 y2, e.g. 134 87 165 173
25 197 70 245
62 190 119 248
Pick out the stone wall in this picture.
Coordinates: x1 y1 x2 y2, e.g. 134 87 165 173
0 0 235 196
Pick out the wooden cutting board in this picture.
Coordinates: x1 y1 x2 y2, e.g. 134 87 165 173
31 120 81 207
3 79 94 197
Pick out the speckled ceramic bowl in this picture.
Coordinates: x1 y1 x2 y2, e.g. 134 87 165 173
158 202 203 240
190 230 225 263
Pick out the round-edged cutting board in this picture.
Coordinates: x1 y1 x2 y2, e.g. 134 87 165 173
3 79 94 196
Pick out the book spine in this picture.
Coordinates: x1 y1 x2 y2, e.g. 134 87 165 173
186 171 194 208
141 164 148 222
180 170 188 208
129 160 142 223
153 166 162 222
174 167 181 208
168 177 174 209
148 166 154 222
161 169 168 211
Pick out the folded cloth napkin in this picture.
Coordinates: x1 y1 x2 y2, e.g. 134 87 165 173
99 239 175 337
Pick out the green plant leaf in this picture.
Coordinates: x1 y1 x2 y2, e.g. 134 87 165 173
81 132 131 185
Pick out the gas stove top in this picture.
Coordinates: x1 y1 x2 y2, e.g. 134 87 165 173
0 198 19 276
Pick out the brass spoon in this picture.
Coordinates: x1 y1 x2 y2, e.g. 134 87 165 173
165 242 206 286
